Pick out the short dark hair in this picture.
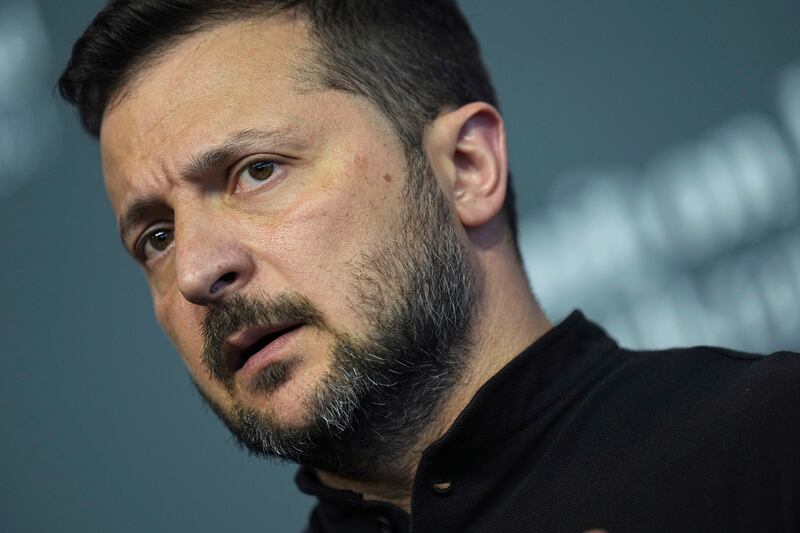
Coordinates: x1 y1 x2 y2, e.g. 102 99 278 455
58 0 519 245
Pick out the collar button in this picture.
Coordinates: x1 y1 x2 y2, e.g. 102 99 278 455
431 481 452 494
376 514 394 533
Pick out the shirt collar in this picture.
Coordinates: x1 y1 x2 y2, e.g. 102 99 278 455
296 310 616 505
424 309 616 460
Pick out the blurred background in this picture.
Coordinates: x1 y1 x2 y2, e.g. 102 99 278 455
2 0 798 530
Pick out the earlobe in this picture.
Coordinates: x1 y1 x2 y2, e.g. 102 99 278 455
423 102 509 228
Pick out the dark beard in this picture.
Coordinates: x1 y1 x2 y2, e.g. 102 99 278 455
196 154 478 479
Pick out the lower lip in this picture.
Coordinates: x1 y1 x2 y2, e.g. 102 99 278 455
237 326 303 377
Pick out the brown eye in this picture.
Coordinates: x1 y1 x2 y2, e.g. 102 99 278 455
137 227 174 263
234 159 283 194
148 229 173 251
247 161 276 181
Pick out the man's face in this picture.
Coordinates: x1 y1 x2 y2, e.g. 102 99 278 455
100 14 476 472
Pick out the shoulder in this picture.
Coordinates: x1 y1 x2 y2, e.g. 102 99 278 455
697 347 800 428
607 344 800 442
583 342 800 432
698 346 800 392
614 342 800 388
585 343 800 484
557 343 800 530
630 344 800 396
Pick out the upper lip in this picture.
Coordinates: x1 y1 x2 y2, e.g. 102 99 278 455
222 321 304 372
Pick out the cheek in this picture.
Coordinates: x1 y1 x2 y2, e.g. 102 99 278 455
153 290 204 369
256 169 404 318
152 285 177 336
150 279 235 412
147 254 178 301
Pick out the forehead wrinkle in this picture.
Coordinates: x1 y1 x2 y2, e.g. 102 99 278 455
113 38 243 141
106 14 319 147
139 83 215 141
104 38 218 137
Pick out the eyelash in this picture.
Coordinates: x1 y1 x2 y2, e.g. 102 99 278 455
134 224 174 264
230 157 284 195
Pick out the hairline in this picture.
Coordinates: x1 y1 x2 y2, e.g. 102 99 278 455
100 7 451 207
102 8 328 126
85 1 522 258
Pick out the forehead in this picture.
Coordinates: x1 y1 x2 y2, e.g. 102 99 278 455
99 13 324 210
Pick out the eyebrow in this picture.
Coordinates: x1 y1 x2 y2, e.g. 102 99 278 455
182 127 297 181
118 196 168 253
117 127 301 249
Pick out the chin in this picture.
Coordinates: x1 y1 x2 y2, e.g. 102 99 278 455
235 357 321 428
243 386 312 428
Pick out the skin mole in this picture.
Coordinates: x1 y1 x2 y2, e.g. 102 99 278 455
383 173 393 183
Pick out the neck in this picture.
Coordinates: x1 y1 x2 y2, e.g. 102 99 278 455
315 242 551 512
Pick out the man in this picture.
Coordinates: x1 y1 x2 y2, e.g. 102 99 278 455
59 1 799 531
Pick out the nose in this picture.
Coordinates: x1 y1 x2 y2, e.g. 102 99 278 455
174 217 255 306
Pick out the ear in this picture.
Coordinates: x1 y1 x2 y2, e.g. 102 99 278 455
424 102 508 228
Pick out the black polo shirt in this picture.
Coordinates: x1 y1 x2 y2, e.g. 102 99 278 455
296 311 800 532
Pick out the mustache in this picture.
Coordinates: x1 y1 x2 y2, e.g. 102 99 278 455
201 293 324 388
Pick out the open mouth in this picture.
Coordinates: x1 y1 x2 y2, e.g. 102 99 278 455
231 323 304 372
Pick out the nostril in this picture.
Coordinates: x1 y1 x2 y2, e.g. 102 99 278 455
210 271 238 295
